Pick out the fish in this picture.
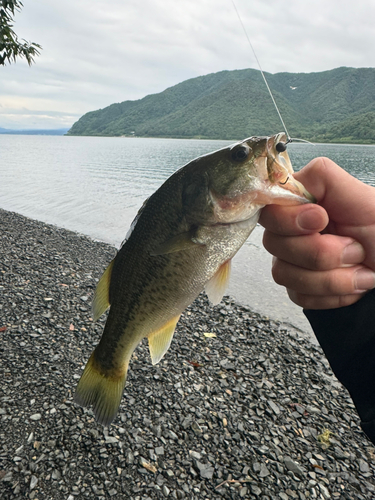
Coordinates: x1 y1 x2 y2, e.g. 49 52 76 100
74 132 314 426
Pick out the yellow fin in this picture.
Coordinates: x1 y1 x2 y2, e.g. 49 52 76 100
151 232 202 256
205 259 231 305
73 352 128 427
147 315 180 365
92 259 114 321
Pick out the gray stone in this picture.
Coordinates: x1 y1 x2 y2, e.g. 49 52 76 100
30 475 38 490
162 485 170 496
268 400 281 415
359 459 370 473
30 413 42 421
250 484 262 496
259 463 270 477
284 457 305 476
195 461 214 479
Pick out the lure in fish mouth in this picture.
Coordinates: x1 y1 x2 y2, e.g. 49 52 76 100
74 132 315 426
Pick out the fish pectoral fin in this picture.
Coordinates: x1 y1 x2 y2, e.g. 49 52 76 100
147 315 180 365
92 259 114 321
73 352 128 427
150 231 204 256
205 259 231 305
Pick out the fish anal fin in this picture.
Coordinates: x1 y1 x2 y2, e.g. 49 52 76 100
92 259 114 321
147 315 180 365
74 352 128 427
205 259 231 305
151 232 203 256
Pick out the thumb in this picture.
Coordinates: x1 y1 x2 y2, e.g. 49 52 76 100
294 157 375 269
294 157 375 226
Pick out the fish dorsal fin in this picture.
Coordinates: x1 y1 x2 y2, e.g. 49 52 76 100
205 259 231 305
147 315 181 365
151 231 203 256
92 259 114 321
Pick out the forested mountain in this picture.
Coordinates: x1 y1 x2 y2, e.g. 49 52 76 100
67 67 375 143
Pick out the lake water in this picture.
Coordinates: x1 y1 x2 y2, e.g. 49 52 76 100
1 135 374 336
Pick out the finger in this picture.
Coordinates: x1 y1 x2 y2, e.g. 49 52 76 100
259 203 328 236
272 261 375 296
286 289 365 310
294 157 375 226
263 232 365 271
294 158 375 269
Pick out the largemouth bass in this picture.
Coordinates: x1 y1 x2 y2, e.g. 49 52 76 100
74 133 314 426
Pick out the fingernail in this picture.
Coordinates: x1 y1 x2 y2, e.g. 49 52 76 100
342 242 365 265
297 208 323 231
354 269 375 291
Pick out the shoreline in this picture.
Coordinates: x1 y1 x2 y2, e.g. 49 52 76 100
1 208 374 499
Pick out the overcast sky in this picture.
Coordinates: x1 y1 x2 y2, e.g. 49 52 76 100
1 0 375 130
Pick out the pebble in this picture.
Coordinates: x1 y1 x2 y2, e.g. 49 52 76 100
30 413 42 421
268 400 281 415
1 209 375 500
359 458 370 473
29 476 38 490
259 463 270 477
284 457 305 476
195 461 214 479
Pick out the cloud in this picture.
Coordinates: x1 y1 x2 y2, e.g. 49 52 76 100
1 0 374 129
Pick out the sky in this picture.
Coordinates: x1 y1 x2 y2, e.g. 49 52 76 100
1 0 375 130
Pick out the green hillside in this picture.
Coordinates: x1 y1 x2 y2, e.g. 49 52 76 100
67 67 375 143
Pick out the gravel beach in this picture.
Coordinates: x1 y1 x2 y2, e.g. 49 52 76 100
1 208 375 500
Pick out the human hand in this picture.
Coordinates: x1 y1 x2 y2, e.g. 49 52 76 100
260 157 375 309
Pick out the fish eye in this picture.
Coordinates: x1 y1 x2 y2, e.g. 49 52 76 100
275 142 287 153
231 144 250 162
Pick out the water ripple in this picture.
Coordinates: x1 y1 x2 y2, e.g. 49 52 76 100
0 135 373 247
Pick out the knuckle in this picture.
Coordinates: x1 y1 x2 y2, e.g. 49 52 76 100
287 289 306 308
262 230 274 254
322 270 349 295
271 259 285 285
308 242 336 271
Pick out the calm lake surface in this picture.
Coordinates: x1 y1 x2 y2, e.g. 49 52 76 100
1 135 374 335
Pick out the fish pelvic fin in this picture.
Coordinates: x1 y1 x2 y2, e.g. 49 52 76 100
205 259 231 305
147 315 181 365
73 352 127 427
92 259 114 321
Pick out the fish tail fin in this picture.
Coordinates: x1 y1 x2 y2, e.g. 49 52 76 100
74 352 128 426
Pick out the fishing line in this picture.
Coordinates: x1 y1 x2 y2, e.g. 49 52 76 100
230 0 291 142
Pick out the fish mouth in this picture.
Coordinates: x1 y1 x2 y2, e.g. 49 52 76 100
278 175 316 203
265 133 294 182
264 175 316 205
264 133 316 204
